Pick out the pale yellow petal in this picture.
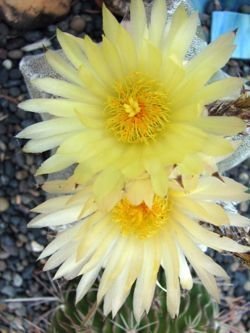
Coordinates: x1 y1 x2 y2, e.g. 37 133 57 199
102 4 120 44
23 133 71 153
28 204 83 227
32 195 72 213
149 0 167 46
93 168 124 202
166 12 199 63
163 4 188 56
130 0 147 46
43 246 75 271
57 29 86 68
98 237 132 303
36 154 76 175
184 32 235 86
17 118 83 139
46 50 83 85
39 224 80 259
32 78 100 104
161 230 180 318
193 265 220 301
227 213 250 227
18 99 99 118
202 136 234 156
133 240 159 322
190 176 250 202
176 246 193 290
190 116 245 135
174 210 249 253
175 224 228 279
199 78 243 105
76 265 101 303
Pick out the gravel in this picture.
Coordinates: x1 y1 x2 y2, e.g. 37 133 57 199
0 0 249 332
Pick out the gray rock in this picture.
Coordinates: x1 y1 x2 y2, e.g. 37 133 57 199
13 273 23 287
2 285 15 297
0 260 7 271
70 15 86 32
0 197 9 212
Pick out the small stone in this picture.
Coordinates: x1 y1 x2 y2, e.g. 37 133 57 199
0 251 9 259
240 5 250 14
8 49 23 60
0 260 7 271
13 273 23 287
0 197 9 212
15 170 28 180
70 16 86 33
240 201 249 213
0 48 7 59
239 172 249 185
2 285 15 297
0 0 72 29
24 30 43 42
2 59 12 70
230 261 239 272
31 240 44 252
9 87 20 97
244 281 250 292
0 67 8 84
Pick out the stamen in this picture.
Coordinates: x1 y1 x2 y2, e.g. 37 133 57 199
111 196 170 238
106 72 170 144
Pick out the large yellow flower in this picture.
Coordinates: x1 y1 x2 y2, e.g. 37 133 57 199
30 175 249 320
18 0 245 200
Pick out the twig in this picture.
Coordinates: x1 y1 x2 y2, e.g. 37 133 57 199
0 93 19 104
2 297 59 303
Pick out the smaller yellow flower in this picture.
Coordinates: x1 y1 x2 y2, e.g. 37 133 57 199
30 175 249 321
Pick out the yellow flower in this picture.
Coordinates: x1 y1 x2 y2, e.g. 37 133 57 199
30 175 249 320
18 0 245 201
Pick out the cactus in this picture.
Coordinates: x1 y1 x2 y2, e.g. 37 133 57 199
48 276 220 333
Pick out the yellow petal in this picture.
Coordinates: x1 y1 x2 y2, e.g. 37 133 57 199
46 50 83 85
32 78 99 104
36 154 75 175
191 116 245 135
57 29 86 68
17 118 83 139
23 133 71 153
130 0 147 46
149 0 167 46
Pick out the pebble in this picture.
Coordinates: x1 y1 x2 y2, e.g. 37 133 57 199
16 170 28 180
240 201 249 213
230 261 240 272
0 197 9 212
9 87 20 97
0 260 7 271
0 67 8 85
8 49 23 60
244 281 250 292
2 286 15 297
240 5 250 14
10 68 22 80
2 59 13 70
70 16 86 33
24 31 43 43
31 240 44 252
0 48 7 59
239 172 249 185
13 273 23 287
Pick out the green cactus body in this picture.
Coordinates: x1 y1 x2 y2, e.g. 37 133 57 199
49 278 219 333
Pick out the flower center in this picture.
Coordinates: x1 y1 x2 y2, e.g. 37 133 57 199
106 72 170 144
111 196 170 239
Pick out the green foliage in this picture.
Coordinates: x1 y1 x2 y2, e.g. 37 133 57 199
48 280 220 333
